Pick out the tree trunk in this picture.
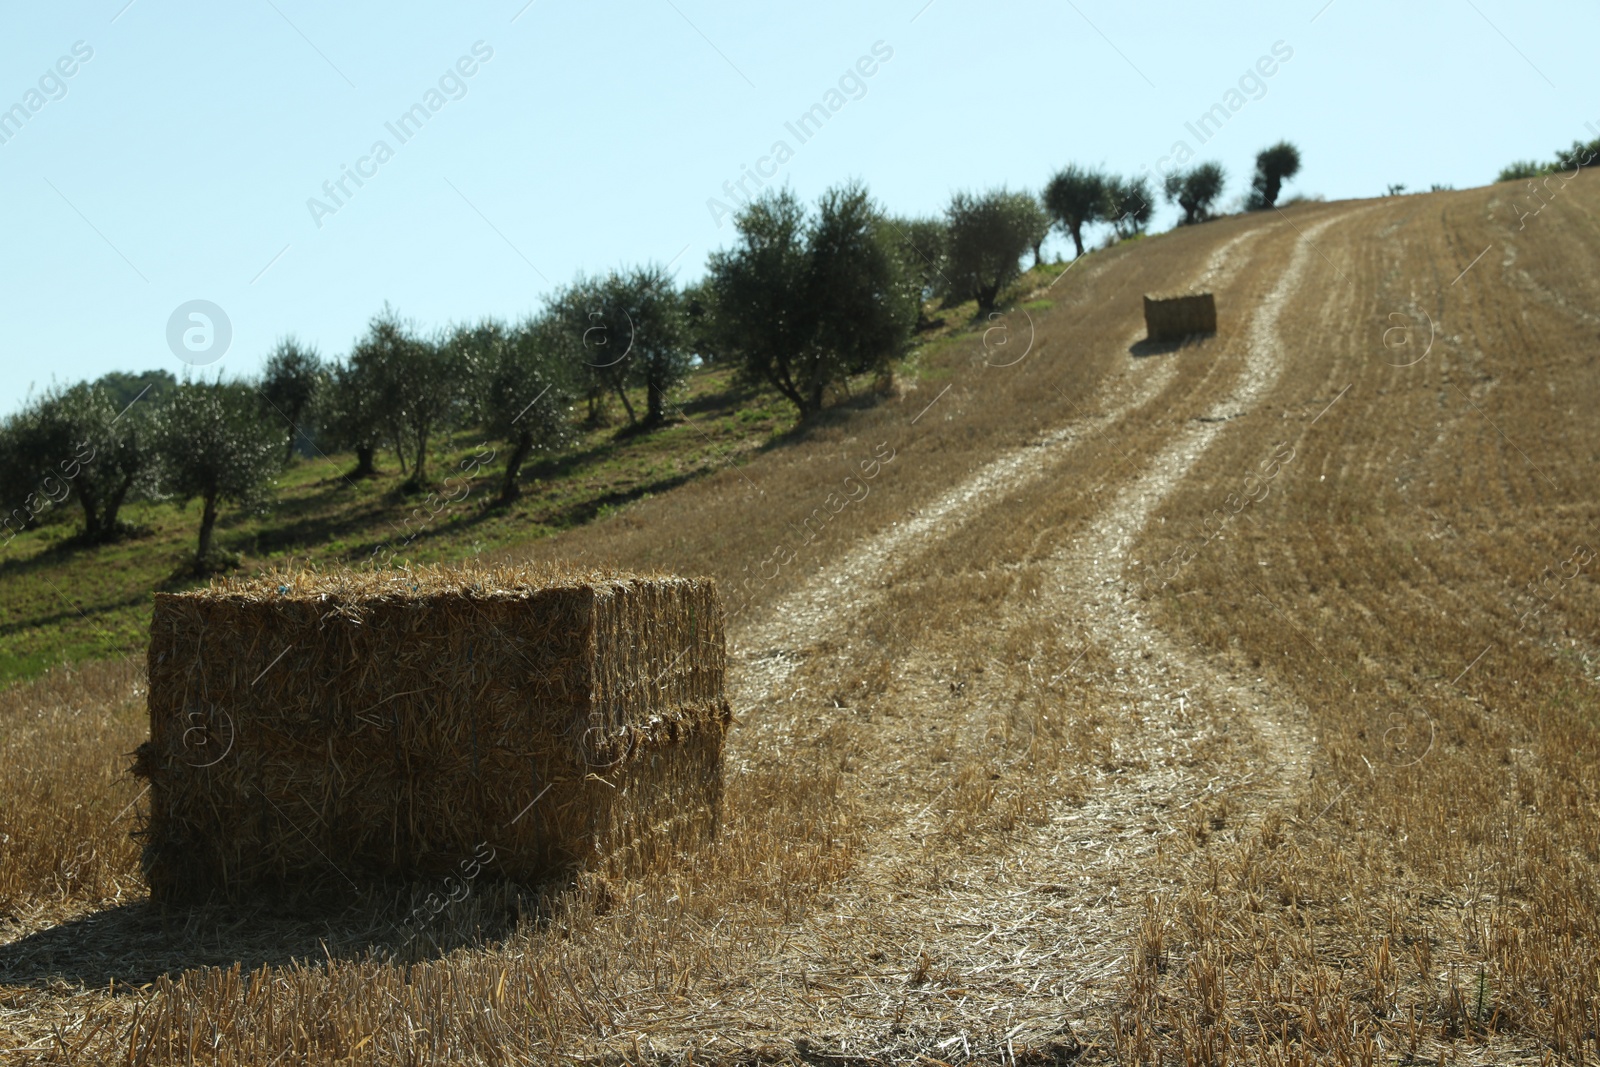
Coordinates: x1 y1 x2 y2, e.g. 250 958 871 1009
1031 240 1044 268
766 357 809 417
1070 225 1086 258
77 483 104 541
976 281 1001 315
102 476 133 536
196 492 219 566
353 445 376 478
646 379 667 425
614 383 637 425
410 428 430 486
499 434 531 503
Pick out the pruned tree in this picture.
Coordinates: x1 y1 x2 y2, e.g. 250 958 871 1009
475 316 576 503
259 338 324 460
1021 193 1052 267
322 358 384 477
0 394 72 538
886 216 950 326
807 184 920 386
1104 175 1154 239
52 383 152 540
593 265 692 426
945 188 1039 314
1246 141 1302 210
152 380 280 570
1163 163 1227 225
549 274 638 426
0 383 153 543
707 183 917 417
1043 165 1107 257
350 307 461 490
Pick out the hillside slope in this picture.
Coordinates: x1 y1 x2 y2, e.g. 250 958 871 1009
5 176 1600 1065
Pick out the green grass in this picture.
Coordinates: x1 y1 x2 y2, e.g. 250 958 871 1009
0 263 1084 686
0 365 790 684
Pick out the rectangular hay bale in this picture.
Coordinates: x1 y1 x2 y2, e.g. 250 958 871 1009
134 563 730 904
1143 291 1217 341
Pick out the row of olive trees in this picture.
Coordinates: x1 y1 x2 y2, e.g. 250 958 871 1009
0 377 281 567
1158 141 1303 226
1039 142 1301 238
1496 129 1600 183
3 148 1310 568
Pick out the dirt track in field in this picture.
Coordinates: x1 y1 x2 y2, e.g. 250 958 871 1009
636 207 1372 1059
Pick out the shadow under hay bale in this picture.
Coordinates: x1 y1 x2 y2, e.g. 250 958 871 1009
133 563 731 906
1142 291 1217 343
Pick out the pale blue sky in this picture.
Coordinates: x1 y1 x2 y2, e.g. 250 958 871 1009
1 0 1595 412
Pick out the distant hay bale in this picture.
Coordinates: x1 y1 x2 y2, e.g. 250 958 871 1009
1143 292 1217 341
133 562 730 905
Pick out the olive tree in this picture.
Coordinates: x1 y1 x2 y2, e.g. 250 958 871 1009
152 380 280 570
350 307 462 490
1247 141 1302 210
889 216 948 294
320 357 384 478
707 183 917 417
945 188 1039 314
548 274 636 426
259 338 324 460
1043 165 1107 257
50 383 153 540
473 316 576 503
1021 194 1052 267
1104 175 1155 239
0 383 152 543
547 265 691 429
808 186 920 385
0 396 71 539
1164 163 1227 225
620 265 692 425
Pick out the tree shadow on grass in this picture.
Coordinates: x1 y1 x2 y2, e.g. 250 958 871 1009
0 590 151 642
0 881 548 990
751 383 899 457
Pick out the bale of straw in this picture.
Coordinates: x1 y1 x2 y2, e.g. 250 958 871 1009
133 562 731 905
1143 292 1217 341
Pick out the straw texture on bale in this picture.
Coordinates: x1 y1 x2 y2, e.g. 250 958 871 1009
1143 291 1217 341
134 563 730 904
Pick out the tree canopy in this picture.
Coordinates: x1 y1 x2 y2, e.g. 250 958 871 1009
1164 163 1227 225
1247 141 1302 210
945 188 1039 314
1104 175 1154 238
259 338 324 460
470 316 576 503
152 380 280 569
1043 165 1107 258
707 183 916 417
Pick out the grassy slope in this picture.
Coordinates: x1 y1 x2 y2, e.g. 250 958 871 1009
0 263 1071 686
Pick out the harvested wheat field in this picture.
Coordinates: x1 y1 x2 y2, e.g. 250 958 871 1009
5 177 1600 1064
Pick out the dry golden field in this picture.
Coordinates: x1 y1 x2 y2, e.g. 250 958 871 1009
3 175 1599 1064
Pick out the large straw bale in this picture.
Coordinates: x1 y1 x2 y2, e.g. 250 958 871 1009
134 562 730 904
1143 291 1217 341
